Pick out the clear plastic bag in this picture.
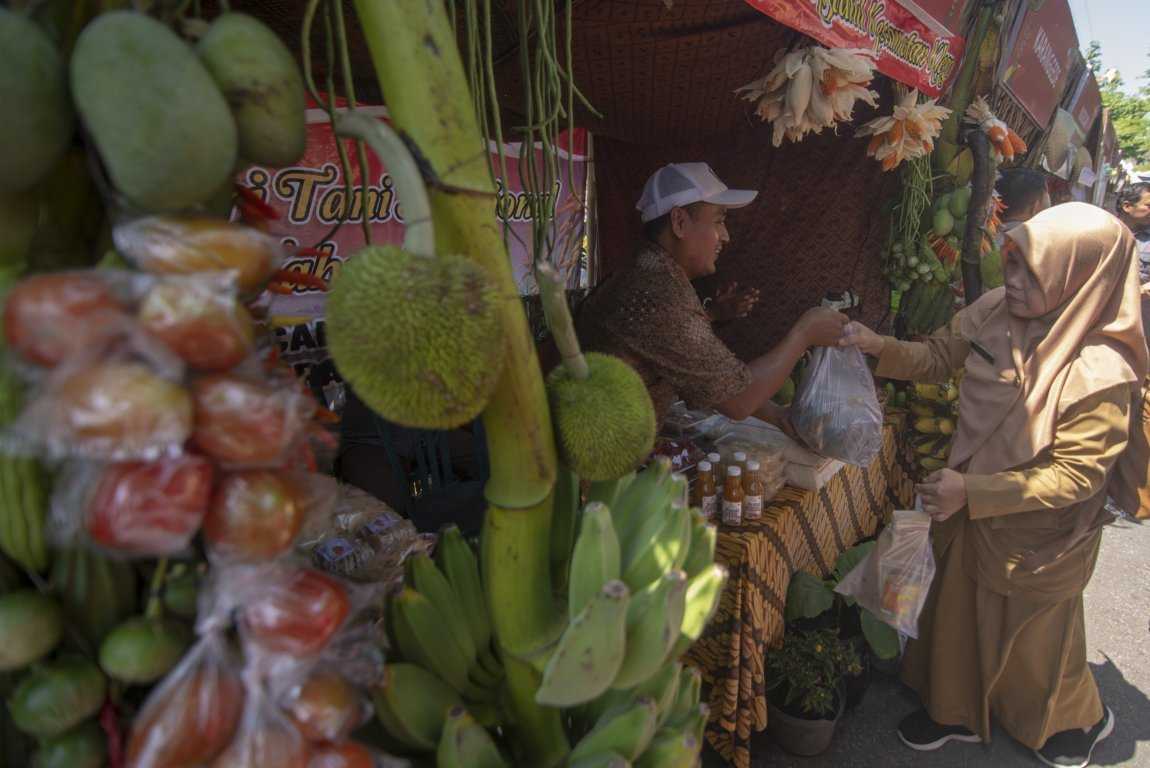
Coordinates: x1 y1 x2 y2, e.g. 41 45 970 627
834 506 936 638
125 631 246 768
235 564 353 658
281 667 373 744
792 346 883 466
210 677 311 768
190 373 316 468
52 456 215 557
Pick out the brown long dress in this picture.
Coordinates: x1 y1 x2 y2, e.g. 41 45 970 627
872 203 1147 749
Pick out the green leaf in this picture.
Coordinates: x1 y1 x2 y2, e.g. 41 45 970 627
860 609 901 660
784 571 835 622
833 542 875 582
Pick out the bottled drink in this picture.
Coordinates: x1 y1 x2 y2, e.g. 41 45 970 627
743 459 765 522
707 453 723 496
692 461 718 522
722 466 743 526
732 451 748 474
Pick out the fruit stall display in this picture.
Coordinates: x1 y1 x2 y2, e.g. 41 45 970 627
0 2 724 767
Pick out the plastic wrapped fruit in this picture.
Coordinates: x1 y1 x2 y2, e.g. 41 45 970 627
3 273 127 367
203 470 303 562
126 633 245 768
138 280 254 371
242 568 349 657
191 375 312 466
50 362 193 459
85 456 214 555
284 671 371 743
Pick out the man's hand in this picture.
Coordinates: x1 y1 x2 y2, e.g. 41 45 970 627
709 282 761 324
916 468 966 522
795 307 848 347
757 400 797 440
839 321 886 357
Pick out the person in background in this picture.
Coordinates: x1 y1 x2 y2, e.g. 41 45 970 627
841 203 1146 768
997 168 1051 232
577 162 846 431
1115 182 1150 282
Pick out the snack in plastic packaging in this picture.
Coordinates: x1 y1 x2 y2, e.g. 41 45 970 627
3 272 130 367
126 631 245 768
203 470 304 562
241 567 351 657
209 681 311 768
191 373 315 467
792 346 883 466
68 456 215 556
834 505 936 637
283 669 372 743
11 361 193 460
113 216 282 296
301 484 419 585
138 278 255 371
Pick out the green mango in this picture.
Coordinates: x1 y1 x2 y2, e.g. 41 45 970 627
33 719 106 768
0 8 74 192
7 656 106 738
71 12 237 211
0 591 63 672
197 13 306 167
99 617 190 685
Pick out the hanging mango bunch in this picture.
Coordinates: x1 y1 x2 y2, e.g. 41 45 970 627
735 45 879 147
858 89 952 171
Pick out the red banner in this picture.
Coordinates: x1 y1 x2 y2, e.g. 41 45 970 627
1069 71 1102 136
899 0 968 35
742 0 966 97
1000 0 1078 127
237 104 591 320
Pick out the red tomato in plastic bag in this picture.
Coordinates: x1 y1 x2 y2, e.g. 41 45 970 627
86 457 214 555
192 375 311 465
309 742 376 768
243 569 349 657
286 672 370 743
127 662 245 768
202 470 302 561
3 273 127 366
209 719 311 768
138 282 255 371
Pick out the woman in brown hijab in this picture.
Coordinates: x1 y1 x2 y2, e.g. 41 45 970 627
842 203 1147 768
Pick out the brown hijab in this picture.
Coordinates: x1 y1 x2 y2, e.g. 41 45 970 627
949 202 1148 475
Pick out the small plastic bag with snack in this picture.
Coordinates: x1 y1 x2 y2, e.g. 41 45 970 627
834 504 935 638
792 346 883 466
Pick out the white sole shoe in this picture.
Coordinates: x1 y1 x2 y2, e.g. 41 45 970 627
1034 707 1115 768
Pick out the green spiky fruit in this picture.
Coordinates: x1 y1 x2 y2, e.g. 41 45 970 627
547 353 656 482
327 245 507 429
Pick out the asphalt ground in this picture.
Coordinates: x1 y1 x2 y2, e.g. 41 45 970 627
704 516 1150 768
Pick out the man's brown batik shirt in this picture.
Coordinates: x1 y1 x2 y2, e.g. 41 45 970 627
576 243 751 426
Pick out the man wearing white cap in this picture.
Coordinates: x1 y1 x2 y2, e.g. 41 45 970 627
577 162 847 428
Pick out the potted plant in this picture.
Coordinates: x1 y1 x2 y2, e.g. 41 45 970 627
766 627 862 755
784 541 902 709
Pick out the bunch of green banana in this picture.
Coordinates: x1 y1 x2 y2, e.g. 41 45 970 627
907 380 960 476
0 365 48 575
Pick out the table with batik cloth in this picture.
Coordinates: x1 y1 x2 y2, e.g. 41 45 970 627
685 412 915 768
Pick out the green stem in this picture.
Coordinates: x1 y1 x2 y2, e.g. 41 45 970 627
536 261 586 379
144 557 169 621
334 113 434 258
351 0 566 761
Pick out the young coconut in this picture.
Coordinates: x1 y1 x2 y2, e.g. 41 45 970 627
325 113 506 430
537 262 656 481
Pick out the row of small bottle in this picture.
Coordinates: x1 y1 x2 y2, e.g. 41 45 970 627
691 450 766 526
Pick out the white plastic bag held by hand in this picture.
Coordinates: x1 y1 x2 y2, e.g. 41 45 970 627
835 506 935 638
792 346 883 466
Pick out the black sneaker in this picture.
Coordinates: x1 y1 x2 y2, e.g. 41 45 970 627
897 709 981 751
1035 707 1115 768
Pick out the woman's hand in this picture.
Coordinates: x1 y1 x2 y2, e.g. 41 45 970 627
916 468 966 522
838 321 886 357
796 307 849 347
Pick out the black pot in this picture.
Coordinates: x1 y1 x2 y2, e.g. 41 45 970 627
767 686 845 756
843 635 871 712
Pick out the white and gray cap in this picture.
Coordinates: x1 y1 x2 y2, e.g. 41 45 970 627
636 162 758 223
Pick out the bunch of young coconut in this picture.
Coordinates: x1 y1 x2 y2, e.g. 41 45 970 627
324 114 507 430
536 262 655 481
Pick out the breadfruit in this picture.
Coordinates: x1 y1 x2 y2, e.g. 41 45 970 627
547 353 656 481
197 13 306 167
326 245 507 429
0 8 74 192
71 12 238 212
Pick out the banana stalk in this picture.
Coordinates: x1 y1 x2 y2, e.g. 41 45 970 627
351 1 566 763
